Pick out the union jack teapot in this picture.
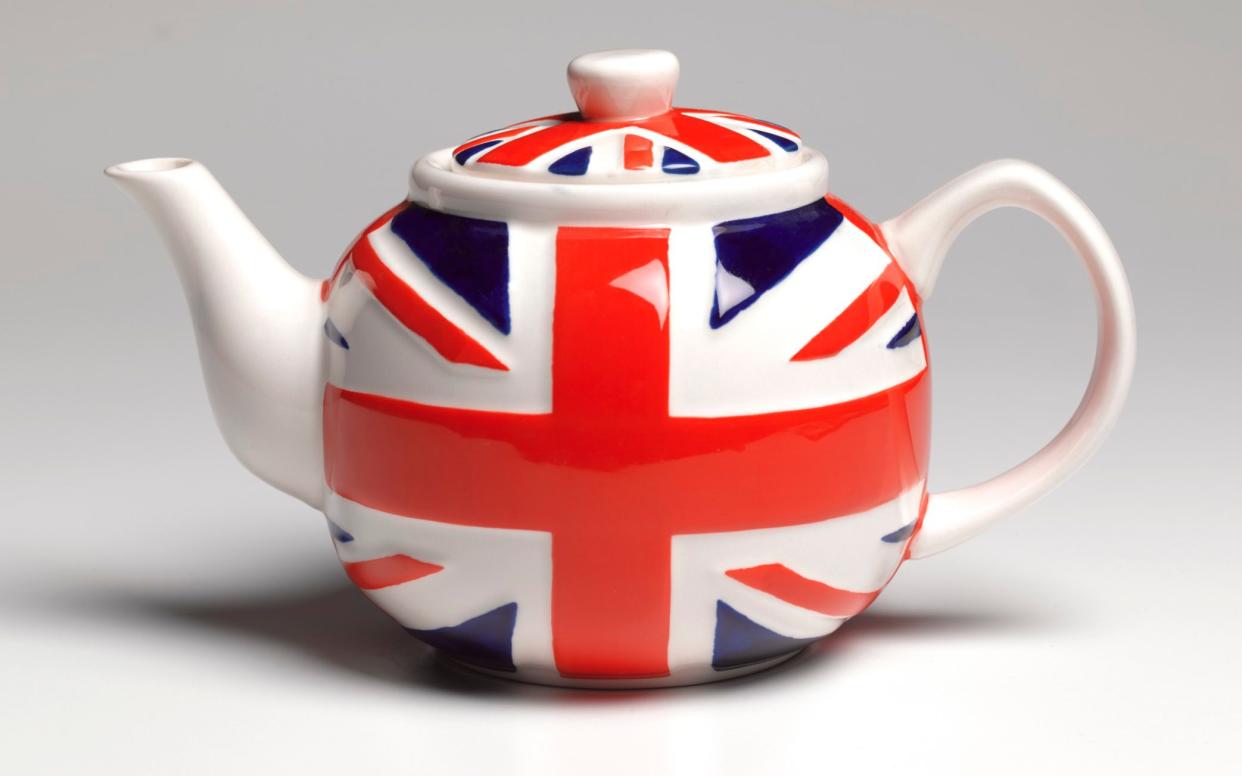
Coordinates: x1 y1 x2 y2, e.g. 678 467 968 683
107 49 1135 687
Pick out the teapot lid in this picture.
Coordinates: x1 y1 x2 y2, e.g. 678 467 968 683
409 50 828 224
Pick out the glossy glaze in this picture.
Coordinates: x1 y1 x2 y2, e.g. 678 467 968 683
319 195 928 681
106 48 1136 688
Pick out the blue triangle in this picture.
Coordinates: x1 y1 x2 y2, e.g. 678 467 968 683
549 146 592 175
453 139 502 166
661 146 700 175
390 202 511 334
881 521 916 543
406 602 518 672
324 518 353 543
886 314 922 349
710 198 844 328
712 600 820 671
749 128 800 152
322 318 349 350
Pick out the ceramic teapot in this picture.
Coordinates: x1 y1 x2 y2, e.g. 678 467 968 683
107 49 1135 688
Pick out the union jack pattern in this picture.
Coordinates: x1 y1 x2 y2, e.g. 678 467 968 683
319 194 929 682
450 108 803 180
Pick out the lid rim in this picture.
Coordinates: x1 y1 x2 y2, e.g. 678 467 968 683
409 147 830 226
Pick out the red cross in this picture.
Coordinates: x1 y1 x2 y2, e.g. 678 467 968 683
323 222 929 679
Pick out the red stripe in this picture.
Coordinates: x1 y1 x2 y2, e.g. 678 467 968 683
725 563 880 618
478 122 612 167
663 112 769 162
452 125 546 158
343 554 443 590
549 227 672 679
827 194 899 262
322 202 406 302
623 134 654 169
680 109 800 137
791 262 908 361
347 208 508 371
324 372 927 527
792 196 921 361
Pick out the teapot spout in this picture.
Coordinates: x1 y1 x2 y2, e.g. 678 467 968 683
106 158 325 508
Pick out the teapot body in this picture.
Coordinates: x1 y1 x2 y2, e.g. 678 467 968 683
320 194 930 686
107 48 1135 690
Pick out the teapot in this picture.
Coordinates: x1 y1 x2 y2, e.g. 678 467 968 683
106 49 1135 688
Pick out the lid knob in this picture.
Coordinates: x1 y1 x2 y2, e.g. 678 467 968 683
567 49 680 121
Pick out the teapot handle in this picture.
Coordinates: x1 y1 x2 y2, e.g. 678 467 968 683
880 159 1136 558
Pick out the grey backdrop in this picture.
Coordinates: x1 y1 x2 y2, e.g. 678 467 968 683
2 1 1238 773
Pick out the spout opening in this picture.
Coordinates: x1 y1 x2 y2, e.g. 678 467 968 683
105 157 194 177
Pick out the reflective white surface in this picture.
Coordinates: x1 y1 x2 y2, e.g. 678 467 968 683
106 160 327 508
882 160 1136 558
